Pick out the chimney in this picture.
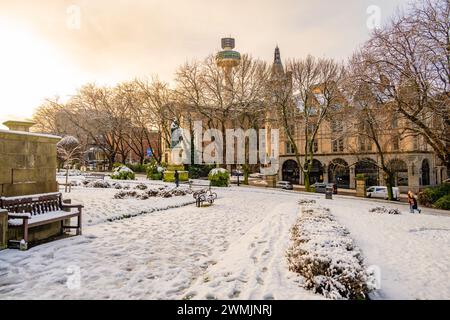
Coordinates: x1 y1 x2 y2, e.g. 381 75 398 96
3 120 36 132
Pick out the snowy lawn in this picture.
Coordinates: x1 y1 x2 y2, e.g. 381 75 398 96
0 184 449 300
61 186 196 225
0 187 316 299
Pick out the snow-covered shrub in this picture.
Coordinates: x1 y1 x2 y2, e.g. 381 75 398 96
208 168 230 187
114 190 138 199
134 183 148 190
111 166 135 180
298 199 316 205
286 205 370 300
112 182 123 189
57 169 82 177
146 160 165 180
114 187 191 200
369 206 401 215
85 180 111 188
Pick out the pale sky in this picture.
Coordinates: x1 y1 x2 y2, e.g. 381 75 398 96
0 0 411 126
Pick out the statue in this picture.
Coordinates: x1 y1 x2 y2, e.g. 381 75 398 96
170 119 180 148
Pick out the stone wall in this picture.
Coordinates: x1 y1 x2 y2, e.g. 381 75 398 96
0 130 60 197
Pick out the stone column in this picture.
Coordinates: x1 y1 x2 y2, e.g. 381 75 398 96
0 209 8 250
349 166 356 189
408 162 420 193
323 164 329 184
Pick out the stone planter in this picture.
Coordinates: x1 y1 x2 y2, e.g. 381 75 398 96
356 180 366 197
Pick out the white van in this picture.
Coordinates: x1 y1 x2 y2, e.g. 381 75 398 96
366 186 400 200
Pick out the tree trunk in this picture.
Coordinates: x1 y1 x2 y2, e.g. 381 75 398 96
385 171 395 201
304 165 311 192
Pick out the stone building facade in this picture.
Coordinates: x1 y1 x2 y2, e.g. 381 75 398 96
270 48 447 193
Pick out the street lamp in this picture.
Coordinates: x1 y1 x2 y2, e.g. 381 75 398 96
237 165 242 186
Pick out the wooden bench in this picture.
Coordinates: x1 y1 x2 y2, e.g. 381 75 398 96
193 189 217 207
0 192 83 250
84 173 106 180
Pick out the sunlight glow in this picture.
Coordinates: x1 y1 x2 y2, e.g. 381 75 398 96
0 18 83 122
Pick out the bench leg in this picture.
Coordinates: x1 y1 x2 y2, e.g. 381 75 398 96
21 220 29 250
77 211 82 236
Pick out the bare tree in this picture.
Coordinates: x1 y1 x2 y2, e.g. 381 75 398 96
282 56 345 191
135 78 176 164
57 135 81 192
360 0 450 169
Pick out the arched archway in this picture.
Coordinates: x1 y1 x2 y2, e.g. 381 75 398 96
387 159 408 186
282 160 299 184
421 159 430 186
308 159 324 184
328 158 350 188
355 158 379 187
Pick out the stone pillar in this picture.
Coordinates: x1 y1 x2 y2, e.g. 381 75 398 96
408 162 420 193
264 174 278 188
349 166 356 189
323 165 329 184
0 209 7 250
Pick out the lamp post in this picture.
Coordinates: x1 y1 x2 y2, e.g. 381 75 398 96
237 165 242 186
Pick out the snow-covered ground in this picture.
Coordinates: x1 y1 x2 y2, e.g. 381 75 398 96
0 182 449 300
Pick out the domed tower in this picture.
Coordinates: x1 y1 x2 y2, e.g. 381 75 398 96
216 37 241 77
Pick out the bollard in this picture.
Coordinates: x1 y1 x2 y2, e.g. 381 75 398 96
325 186 333 200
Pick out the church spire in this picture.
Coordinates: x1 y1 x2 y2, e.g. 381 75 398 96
274 45 282 65
271 45 284 77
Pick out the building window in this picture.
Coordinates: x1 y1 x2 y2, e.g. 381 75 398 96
392 135 400 151
332 138 344 153
359 137 366 151
286 142 295 154
359 137 372 152
312 140 318 153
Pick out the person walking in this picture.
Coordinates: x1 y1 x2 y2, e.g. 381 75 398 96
407 191 421 214
174 170 179 188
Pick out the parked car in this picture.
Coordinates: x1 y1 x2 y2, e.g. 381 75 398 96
276 181 293 190
312 183 337 194
249 173 264 179
366 186 400 200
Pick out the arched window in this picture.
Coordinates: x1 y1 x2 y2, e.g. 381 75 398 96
387 159 408 186
355 158 379 187
328 158 350 189
421 159 430 186
282 160 299 184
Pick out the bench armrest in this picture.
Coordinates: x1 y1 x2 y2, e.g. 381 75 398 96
8 214 30 220
61 204 84 209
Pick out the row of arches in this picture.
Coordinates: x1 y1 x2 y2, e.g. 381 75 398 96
282 158 431 188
